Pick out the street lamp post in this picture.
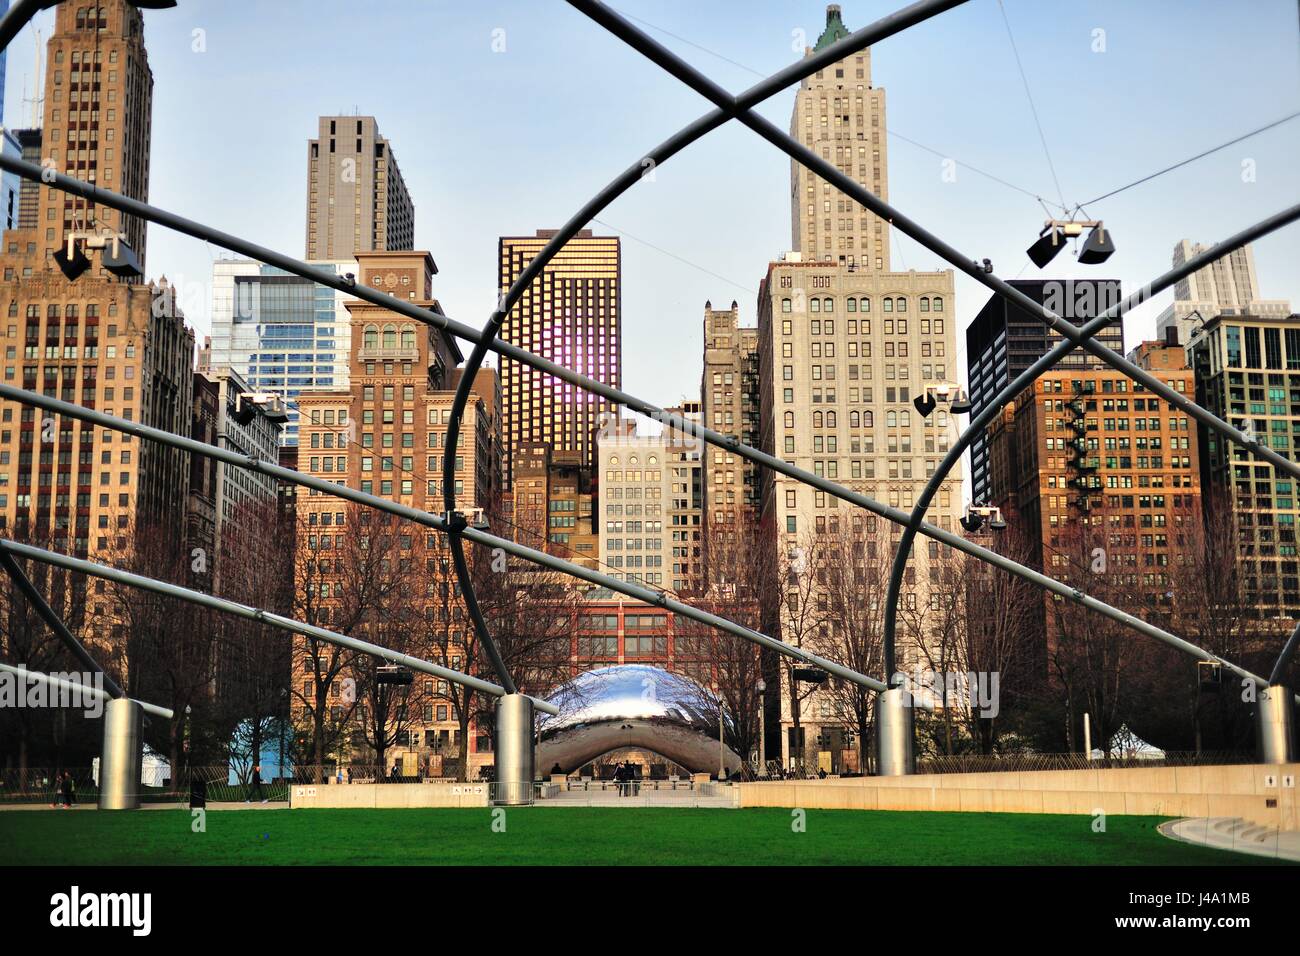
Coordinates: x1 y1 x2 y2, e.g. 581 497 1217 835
757 678 767 773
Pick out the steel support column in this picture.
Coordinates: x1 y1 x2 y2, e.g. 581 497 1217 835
1256 685 1297 765
99 697 143 810
875 687 916 777
494 693 536 806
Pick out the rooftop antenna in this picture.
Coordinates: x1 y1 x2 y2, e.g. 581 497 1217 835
22 27 44 128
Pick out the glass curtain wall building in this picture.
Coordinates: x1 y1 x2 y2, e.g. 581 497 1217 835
208 258 355 445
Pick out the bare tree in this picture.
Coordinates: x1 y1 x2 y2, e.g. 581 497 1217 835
290 504 405 781
105 518 221 773
958 517 1040 753
679 515 772 767
213 498 294 776
811 513 890 771
769 528 831 772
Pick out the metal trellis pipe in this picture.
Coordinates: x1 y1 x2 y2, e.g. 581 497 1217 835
0 538 561 716
0 660 173 720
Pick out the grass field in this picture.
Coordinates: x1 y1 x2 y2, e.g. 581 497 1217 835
3 807 1291 866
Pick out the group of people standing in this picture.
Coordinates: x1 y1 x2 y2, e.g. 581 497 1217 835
50 771 76 808
611 761 640 796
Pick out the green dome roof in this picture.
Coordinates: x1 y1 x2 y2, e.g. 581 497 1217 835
813 4 851 51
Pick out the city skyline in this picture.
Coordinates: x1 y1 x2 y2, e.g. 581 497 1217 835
1 1 1295 416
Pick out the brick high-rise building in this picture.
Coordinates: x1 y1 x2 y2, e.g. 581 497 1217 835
292 250 504 777
305 116 414 260
986 340 1201 654
497 229 621 488
37 2 156 273
790 4 890 269
510 441 598 571
701 301 760 538
0 0 190 594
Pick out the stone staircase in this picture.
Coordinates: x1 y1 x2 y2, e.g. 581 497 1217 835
1160 816 1300 861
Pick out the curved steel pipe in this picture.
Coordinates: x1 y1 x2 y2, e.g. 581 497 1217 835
1270 620 1300 688
569 0 1300 691
881 207 1300 677
0 0 1289 703
437 0 967 703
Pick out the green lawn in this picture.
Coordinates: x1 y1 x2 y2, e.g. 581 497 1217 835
3 807 1291 866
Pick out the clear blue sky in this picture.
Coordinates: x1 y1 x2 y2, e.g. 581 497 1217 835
5 0 1298 408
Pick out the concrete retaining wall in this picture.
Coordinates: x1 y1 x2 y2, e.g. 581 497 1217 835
738 763 1300 829
289 782 490 809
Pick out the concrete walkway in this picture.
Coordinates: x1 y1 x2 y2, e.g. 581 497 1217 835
1159 817 1300 862
536 787 738 809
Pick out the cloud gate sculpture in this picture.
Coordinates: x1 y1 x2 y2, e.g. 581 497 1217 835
537 665 743 775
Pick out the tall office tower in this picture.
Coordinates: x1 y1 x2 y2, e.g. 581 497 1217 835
497 229 621 488
34 2 156 273
305 116 414 260
0 1 190 580
207 258 357 445
757 256 961 769
1189 311 1300 616
597 422 701 591
1156 240 1291 346
966 279 1125 504
985 339 1202 655
790 5 889 269
701 301 760 544
292 250 503 778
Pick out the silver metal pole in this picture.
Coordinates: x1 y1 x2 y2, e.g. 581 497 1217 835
758 680 766 771
494 693 535 806
1083 713 1093 761
1256 685 1297 764
875 687 915 777
719 707 725 780
99 697 143 810
0 662 172 720
0 538 560 717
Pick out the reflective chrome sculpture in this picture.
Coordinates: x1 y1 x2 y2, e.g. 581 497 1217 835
537 665 742 775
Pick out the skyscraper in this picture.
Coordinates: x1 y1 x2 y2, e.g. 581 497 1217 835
986 339 1202 656
305 116 414 260
966 279 1125 505
758 5 959 771
0 3 191 655
1188 310 1300 616
207 257 356 445
39 2 156 272
789 4 890 269
292 250 503 779
1155 240 1291 346
498 229 621 488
